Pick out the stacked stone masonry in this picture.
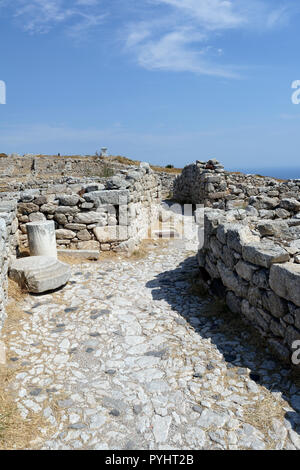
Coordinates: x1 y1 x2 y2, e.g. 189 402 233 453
0 161 166 334
175 159 300 369
0 154 175 198
0 200 18 332
0 163 162 254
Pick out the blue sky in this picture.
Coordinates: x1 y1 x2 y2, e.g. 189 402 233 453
0 0 300 171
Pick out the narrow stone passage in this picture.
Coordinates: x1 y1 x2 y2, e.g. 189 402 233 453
3 238 300 450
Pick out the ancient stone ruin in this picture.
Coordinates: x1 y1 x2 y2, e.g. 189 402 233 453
0 157 170 328
174 159 300 368
1 155 300 450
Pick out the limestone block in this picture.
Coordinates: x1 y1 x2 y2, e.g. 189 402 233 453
227 224 259 254
94 225 129 243
9 256 70 293
54 213 67 225
269 263 300 307
256 220 290 238
55 229 76 240
217 260 249 298
235 260 258 282
242 242 290 268
40 203 58 214
252 269 269 289
77 229 91 241
280 198 300 212
28 212 46 223
18 202 39 214
74 211 107 225
261 289 288 318
64 223 86 231
83 190 129 206
57 194 79 206
34 195 48 206
77 240 100 250
248 196 279 210
55 206 79 215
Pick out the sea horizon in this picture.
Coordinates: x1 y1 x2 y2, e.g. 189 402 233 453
227 167 300 180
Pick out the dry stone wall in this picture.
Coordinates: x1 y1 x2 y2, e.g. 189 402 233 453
0 201 18 332
0 154 175 197
0 161 163 334
11 163 162 253
176 160 300 368
174 159 300 211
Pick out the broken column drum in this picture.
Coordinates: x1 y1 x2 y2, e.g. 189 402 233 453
26 220 57 258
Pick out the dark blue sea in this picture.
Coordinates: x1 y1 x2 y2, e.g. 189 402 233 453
227 167 300 180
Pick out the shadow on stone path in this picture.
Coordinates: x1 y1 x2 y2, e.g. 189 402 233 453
146 253 300 446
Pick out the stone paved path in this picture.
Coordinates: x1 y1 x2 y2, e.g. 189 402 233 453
3 231 300 449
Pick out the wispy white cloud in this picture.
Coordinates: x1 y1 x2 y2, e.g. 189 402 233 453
3 0 106 35
0 1 296 78
124 0 294 78
126 25 239 78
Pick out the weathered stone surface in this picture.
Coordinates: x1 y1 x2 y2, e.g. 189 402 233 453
54 206 79 215
93 226 129 243
28 212 46 222
227 224 258 254
249 196 279 210
261 290 288 318
77 229 91 241
74 212 107 225
9 256 71 293
55 229 76 240
257 220 290 238
270 263 300 307
18 202 39 214
242 243 289 268
217 260 248 298
64 223 86 231
40 203 57 214
226 291 242 314
83 190 129 206
235 260 258 282
285 325 300 348
57 195 80 206
280 198 300 212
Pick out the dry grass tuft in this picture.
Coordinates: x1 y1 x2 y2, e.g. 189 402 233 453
4 280 28 334
243 391 286 441
8 278 26 304
0 281 50 449
150 165 182 174
103 155 182 174
0 370 47 450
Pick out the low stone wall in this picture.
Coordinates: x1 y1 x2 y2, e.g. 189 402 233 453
0 162 162 333
174 159 300 211
0 154 176 197
14 164 161 253
175 159 300 368
198 209 300 367
0 201 18 333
